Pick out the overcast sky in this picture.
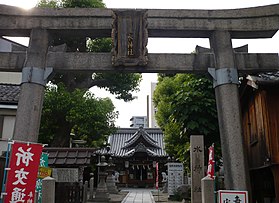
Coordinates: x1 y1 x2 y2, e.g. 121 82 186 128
0 0 278 127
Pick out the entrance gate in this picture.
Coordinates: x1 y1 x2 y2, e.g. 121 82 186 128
0 4 279 193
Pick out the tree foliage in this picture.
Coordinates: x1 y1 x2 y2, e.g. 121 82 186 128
39 83 118 147
153 74 220 171
38 0 105 8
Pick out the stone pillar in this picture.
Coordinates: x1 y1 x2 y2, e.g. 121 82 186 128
42 177 55 203
13 29 51 142
201 176 215 203
209 30 250 191
83 181 88 203
190 135 204 203
88 173 94 200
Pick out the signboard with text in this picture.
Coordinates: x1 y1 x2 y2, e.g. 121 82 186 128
4 142 43 203
167 162 184 196
36 153 49 203
218 190 248 203
52 168 79 182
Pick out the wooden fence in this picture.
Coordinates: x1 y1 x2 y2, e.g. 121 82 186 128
55 182 85 203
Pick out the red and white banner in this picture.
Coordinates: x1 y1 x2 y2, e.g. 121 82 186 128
155 162 159 189
4 142 43 203
206 144 215 179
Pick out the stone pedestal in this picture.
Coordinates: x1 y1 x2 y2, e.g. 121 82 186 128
201 176 215 203
106 169 118 194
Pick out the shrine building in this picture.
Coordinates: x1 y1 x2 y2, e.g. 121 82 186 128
97 127 168 188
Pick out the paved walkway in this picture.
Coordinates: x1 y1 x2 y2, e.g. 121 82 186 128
121 188 155 203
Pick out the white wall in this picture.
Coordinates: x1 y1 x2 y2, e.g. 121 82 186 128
2 116 15 140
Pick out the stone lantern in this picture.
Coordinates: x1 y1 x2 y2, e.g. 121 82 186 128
106 157 119 194
91 156 110 202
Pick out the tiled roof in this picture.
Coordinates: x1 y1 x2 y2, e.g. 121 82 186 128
43 148 97 166
246 71 279 89
123 127 160 149
0 84 20 104
99 127 168 158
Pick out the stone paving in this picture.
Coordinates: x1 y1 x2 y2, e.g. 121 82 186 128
121 188 155 203
107 188 182 203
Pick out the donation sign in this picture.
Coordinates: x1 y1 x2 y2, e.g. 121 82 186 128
4 142 43 203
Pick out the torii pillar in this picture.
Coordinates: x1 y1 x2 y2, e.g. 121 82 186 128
209 31 250 191
13 29 52 143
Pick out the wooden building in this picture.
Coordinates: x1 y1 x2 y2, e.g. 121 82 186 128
240 73 279 202
97 127 168 188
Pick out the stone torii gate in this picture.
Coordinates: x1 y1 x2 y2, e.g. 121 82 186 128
0 4 279 192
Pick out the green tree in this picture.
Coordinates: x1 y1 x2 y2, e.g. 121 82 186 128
38 0 105 8
39 83 118 147
153 74 220 171
37 0 142 146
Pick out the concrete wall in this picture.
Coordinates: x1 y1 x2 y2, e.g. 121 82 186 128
0 72 21 84
0 38 12 52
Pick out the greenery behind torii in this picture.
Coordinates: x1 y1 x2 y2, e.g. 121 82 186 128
153 74 221 171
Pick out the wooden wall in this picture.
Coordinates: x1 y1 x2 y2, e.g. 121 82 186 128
242 90 271 169
241 85 279 202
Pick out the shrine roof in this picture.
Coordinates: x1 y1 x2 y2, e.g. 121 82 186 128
0 84 20 104
243 71 279 89
98 127 168 158
122 127 160 149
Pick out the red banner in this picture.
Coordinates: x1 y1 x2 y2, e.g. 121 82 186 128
155 162 159 189
206 144 215 179
4 142 43 203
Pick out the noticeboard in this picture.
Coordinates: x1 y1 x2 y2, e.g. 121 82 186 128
167 162 184 196
218 190 248 203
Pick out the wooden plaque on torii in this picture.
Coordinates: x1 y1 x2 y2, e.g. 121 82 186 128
111 10 148 66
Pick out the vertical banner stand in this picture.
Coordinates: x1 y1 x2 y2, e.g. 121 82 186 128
0 140 12 203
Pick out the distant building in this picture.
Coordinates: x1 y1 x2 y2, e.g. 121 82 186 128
0 84 20 152
150 82 158 128
130 116 148 128
0 37 25 152
0 37 26 84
